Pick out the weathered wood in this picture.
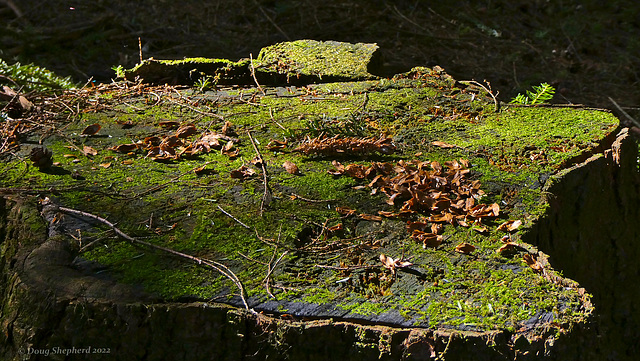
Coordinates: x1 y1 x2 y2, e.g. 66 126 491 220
1 41 635 360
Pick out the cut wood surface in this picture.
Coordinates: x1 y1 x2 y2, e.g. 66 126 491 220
1 41 636 361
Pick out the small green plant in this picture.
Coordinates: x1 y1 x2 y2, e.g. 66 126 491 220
194 76 213 92
296 114 367 139
0 59 76 92
111 65 125 79
510 82 555 105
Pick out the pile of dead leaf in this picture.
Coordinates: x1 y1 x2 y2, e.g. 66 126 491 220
329 158 501 248
105 121 239 162
295 135 395 157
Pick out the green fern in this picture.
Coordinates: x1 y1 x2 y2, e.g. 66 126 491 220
0 59 76 92
510 82 555 105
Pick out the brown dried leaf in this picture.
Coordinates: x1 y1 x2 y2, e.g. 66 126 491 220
497 220 523 232
266 139 288 151
221 121 236 136
81 123 101 136
158 121 180 129
161 135 183 148
455 242 476 254
497 242 524 256
82 145 98 156
99 163 112 168
194 165 215 176
143 136 162 147
229 165 256 179
109 143 138 153
411 230 443 248
336 207 357 216
176 123 198 138
431 141 456 149
358 214 383 222
523 254 544 273
378 210 397 218
283 160 300 175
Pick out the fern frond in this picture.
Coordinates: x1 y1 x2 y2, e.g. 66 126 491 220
526 83 555 104
510 93 530 105
510 82 555 105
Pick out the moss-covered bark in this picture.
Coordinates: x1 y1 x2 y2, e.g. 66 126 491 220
1 41 635 360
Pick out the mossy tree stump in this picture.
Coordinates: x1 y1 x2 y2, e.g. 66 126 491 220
1 40 638 361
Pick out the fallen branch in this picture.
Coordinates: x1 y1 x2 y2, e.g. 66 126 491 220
47 199 253 311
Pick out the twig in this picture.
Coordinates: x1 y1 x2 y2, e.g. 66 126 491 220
252 0 291 41
249 53 265 96
268 107 287 131
263 250 288 299
50 200 253 311
133 162 211 198
459 80 500 112
138 37 143 63
217 205 251 230
315 264 378 271
609 97 640 129
289 193 335 203
247 131 272 215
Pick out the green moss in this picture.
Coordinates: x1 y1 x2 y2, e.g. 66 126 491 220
2 51 603 334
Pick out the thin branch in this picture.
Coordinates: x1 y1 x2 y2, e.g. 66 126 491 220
263 249 288 299
609 97 640 129
289 193 336 203
133 162 211 198
249 53 265 96
50 200 253 311
459 80 500 112
252 0 291 41
247 131 272 215
217 205 251 230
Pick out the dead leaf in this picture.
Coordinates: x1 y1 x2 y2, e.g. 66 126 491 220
109 143 138 153
523 254 544 273
497 220 523 232
497 242 524 256
358 214 383 221
158 121 180 129
380 254 413 274
99 163 112 168
230 165 256 179
336 207 357 216
81 123 101 136
455 242 476 254
431 141 456 149
194 165 215 176
221 121 236 136
82 145 98 156
266 139 288 151
326 223 343 234
121 160 134 165
176 123 197 138
411 230 443 248
377 210 397 218
283 160 300 175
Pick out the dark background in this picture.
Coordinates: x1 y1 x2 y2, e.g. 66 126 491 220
2 0 639 111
